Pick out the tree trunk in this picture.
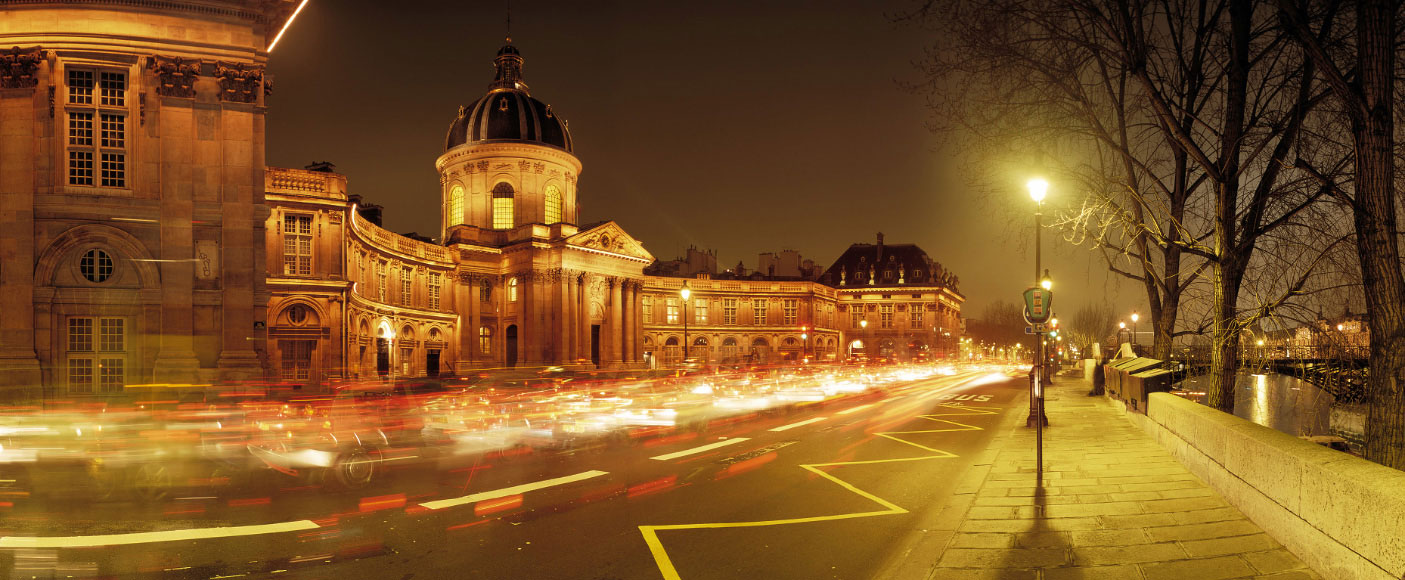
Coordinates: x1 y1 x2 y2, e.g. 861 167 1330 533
1352 0 1405 470
1206 262 1243 412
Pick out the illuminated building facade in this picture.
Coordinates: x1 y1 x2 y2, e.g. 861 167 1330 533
0 1 303 398
821 234 965 360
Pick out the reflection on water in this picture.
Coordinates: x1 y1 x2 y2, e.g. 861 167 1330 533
1176 372 1332 437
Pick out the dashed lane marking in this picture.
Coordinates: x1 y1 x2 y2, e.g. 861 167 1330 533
768 417 827 432
420 469 609 510
0 520 320 548
650 438 751 461
835 403 875 416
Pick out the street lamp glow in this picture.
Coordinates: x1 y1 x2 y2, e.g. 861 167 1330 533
1027 178 1048 203
1337 324 1345 331
1257 339 1265 346
1119 321 1126 329
1130 312 1139 323
679 286 690 300
1040 278 1052 290
860 319 868 329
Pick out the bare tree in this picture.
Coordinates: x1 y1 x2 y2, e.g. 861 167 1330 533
1066 301 1117 356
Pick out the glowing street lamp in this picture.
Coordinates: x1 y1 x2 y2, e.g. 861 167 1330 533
1027 179 1050 430
1130 311 1140 349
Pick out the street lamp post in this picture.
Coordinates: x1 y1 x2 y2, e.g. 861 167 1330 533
1130 311 1140 352
801 326 809 362
859 319 868 359
1027 179 1050 430
680 284 691 365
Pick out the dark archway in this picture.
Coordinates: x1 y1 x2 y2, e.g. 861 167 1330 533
506 325 518 368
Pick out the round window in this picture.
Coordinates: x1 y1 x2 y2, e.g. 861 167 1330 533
287 305 308 325
80 249 114 283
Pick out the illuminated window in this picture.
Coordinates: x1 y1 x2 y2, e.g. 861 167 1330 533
695 299 708 324
479 326 492 355
544 184 562 224
508 277 518 302
377 261 387 301
910 304 925 327
80 248 114 283
428 272 441 310
642 296 653 324
282 215 312 276
880 304 894 329
67 69 126 188
448 185 464 227
752 299 767 325
492 182 514 229
782 299 798 325
401 268 413 306
851 306 864 329
723 298 738 325
666 299 679 324
480 279 492 302
67 317 124 393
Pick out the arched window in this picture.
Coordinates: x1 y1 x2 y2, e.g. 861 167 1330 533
492 182 514 229
509 277 519 302
448 184 464 227
544 184 562 224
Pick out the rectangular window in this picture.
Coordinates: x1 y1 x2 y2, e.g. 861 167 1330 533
723 298 738 325
782 299 798 325
480 279 492 302
69 112 93 146
68 317 124 393
881 304 894 329
910 304 925 327
279 339 314 381
752 299 767 325
642 296 654 324
99 358 124 392
100 318 124 352
67 69 126 189
480 327 492 354
428 272 441 310
69 318 94 352
492 197 513 229
68 359 94 394
851 306 864 329
377 262 388 301
666 299 679 324
401 268 413 306
695 299 708 324
282 215 313 276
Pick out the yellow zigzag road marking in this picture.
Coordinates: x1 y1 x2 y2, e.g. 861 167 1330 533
638 403 1001 579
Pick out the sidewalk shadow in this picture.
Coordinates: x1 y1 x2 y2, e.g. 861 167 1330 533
997 467 1075 577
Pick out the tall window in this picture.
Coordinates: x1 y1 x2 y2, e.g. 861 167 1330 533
666 299 679 324
752 299 767 325
642 296 654 324
282 215 312 276
492 182 515 229
782 299 798 325
544 184 562 224
280 340 314 380
377 261 387 301
880 304 894 329
67 317 124 393
448 185 464 227
428 272 441 310
509 277 519 302
851 306 864 329
695 299 709 324
723 298 738 325
67 69 127 188
401 268 413 306
479 326 492 354
480 279 492 302
910 304 925 327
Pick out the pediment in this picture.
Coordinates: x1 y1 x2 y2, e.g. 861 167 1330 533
566 221 654 262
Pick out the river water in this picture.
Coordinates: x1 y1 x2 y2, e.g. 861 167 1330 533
1173 372 1333 437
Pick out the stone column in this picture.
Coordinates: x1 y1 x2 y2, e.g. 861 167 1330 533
609 277 623 366
216 108 262 381
558 270 572 365
621 280 636 365
520 271 535 366
0 74 43 395
152 101 200 383
577 274 591 364
634 282 645 364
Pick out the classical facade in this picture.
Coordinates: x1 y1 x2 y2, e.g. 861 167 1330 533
0 1 303 398
821 234 965 360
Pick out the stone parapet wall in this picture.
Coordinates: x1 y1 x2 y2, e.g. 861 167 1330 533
1130 392 1405 580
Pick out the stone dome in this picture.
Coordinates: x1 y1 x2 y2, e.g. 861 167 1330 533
444 40 573 152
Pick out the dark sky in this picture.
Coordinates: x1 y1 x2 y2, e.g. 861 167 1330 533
265 0 1142 325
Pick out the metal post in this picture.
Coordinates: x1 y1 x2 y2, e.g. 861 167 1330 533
683 301 689 363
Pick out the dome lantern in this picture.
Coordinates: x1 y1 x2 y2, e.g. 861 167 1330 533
444 40 572 152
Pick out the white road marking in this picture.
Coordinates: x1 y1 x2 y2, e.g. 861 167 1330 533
0 520 320 548
419 469 609 510
769 417 827 432
836 403 875 416
649 437 751 461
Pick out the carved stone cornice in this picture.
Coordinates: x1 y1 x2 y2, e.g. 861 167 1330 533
148 55 200 98
214 61 262 103
1 46 43 89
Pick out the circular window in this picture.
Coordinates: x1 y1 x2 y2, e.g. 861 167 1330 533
287 305 308 325
80 249 114 283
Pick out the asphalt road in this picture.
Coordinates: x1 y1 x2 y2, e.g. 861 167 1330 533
0 370 1029 580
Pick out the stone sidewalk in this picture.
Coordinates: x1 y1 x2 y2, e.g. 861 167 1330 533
922 370 1320 580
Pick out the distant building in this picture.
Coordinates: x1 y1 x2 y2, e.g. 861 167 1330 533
645 246 718 278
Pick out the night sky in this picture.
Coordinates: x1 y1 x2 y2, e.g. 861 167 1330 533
265 0 1141 324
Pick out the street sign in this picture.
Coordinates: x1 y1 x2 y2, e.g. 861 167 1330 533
1022 287 1054 324
1024 323 1048 334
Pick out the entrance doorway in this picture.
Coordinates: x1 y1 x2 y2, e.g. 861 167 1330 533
506 325 518 368
427 349 440 377
376 338 389 377
590 325 601 367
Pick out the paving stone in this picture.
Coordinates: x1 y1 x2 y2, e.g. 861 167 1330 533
1041 502 1144 518
936 547 1068 568
958 517 1100 533
1106 491 1161 502
927 569 1038 580
1013 531 1069 548
1072 543 1188 565
1144 520 1261 542
1172 507 1242 525
1119 480 1203 492
949 532 1014 549
1139 497 1229 513
1180 534 1278 557
1099 513 1180 529
1156 487 1215 499
1243 549 1307 575
1043 565 1144 580
1069 529 1152 546
1254 570 1320 580
965 506 1019 519
1139 555 1257 580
